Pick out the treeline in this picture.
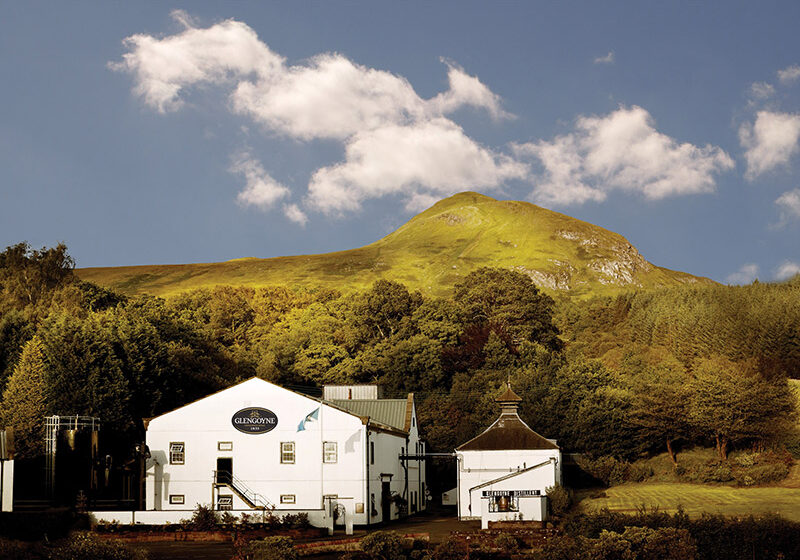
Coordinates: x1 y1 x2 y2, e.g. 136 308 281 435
558 280 800 378
1 243 798 474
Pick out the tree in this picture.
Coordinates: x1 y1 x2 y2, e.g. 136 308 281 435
688 356 797 459
627 359 691 466
453 267 562 351
0 242 75 317
0 336 48 458
352 280 421 341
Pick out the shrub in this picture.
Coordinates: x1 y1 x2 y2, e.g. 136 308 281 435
48 533 149 560
546 484 572 517
740 462 789 485
427 536 470 560
184 503 219 531
493 533 520 553
246 536 297 560
360 531 404 560
576 455 652 486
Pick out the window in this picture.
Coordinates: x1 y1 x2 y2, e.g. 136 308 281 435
370 441 375 465
280 494 296 504
281 442 295 464
323 441 337 463
217 441 233 452
169 442 184 465
217 495 233 510
169 494 185 505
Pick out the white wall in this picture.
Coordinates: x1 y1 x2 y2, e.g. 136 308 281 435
457 450 560 519
145 378 423 527
1 460 12 512
90 508 326 527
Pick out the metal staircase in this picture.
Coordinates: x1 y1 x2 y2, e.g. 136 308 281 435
213 470 272 510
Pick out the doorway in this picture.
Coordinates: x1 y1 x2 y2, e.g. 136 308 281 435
216 457 232 484
381 481 391 522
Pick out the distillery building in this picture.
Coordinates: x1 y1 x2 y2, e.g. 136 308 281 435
138 378 425 527
455 383 561 527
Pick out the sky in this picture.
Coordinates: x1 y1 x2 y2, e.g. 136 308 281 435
1 1 800 285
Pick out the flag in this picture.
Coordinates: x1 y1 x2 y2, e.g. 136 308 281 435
297 407 320 431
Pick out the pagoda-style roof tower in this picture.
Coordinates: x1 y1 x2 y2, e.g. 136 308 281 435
456 382 558 451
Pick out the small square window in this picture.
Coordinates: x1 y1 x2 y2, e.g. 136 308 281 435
169 442 185 465
218 441 233 452
355 502 364 514
281 442 295 464
323 441 337 463
280 494 296 504
217 495 233 510
169 494 185 505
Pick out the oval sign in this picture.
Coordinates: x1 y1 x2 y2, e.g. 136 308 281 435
231 407 278 434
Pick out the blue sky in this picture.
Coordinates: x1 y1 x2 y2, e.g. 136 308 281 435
2 1 800 284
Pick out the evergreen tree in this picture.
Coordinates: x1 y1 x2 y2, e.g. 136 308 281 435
0 336 48 458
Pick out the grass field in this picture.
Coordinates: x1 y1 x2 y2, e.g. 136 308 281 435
578 482 800 521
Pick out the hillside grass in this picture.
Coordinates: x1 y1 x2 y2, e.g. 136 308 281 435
577 482 800 522
76 192 713 298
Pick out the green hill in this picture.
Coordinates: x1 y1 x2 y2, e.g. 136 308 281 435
76 192 714 297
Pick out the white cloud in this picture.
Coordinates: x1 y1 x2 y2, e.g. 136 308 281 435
726 263 759 285
306 119 528 214
739 111 800 180
749 81 775 100
775 261 800 281
778 64 800 85
113 12 517 219
283 203 308 226
515 105 734 206
594 51 614 64
429 60 512 120
775 188 800 224
109 11 283 113
230 153 289 209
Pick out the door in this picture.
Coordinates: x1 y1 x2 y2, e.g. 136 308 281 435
216 457 232 484
381 481 391 522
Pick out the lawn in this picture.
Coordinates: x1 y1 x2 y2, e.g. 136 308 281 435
578 482 800 522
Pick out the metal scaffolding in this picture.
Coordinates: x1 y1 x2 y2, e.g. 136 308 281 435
44 415 100 499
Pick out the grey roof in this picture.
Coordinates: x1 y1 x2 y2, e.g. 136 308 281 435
330 399 409 432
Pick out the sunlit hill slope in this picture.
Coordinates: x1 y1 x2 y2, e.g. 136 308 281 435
77 192 714 298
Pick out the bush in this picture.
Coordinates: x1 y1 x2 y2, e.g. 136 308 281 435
576 455 652 486
546 484 573 517
360 531 404 560
184 503 219 531
493 533 520 553
246 536 297 560
427 536 470 560
739 462 789 485
48 533 149 560
563 510 800 560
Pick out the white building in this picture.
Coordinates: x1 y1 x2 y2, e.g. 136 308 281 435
0 429 13 512
136 378 425 528
455 384 561 528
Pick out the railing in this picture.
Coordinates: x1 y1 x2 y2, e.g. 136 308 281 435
213 470 273 510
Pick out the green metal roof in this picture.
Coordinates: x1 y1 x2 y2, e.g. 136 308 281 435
330 399 409 432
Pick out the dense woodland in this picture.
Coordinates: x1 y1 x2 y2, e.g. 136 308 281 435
1 242 799 484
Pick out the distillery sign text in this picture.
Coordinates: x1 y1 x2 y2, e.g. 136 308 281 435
232 407 278 434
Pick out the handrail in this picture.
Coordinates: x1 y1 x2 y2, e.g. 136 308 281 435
213 470 274 510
